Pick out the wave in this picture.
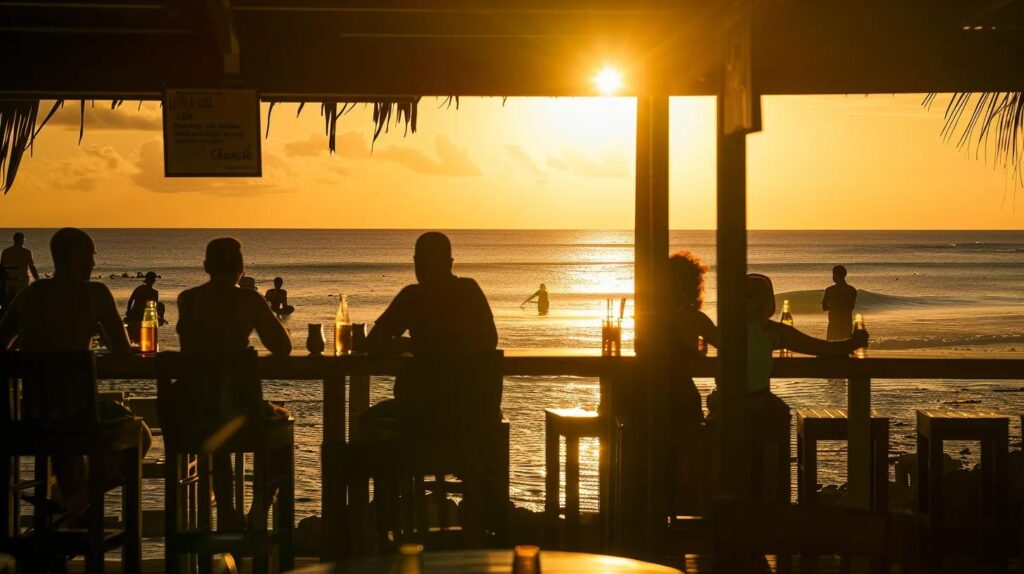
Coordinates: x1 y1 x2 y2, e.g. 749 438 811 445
919 242 1024 253
871 333 1024 350
775 289 967 314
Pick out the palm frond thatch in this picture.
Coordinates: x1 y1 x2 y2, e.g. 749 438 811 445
0 101 40 194
924 92 1024 183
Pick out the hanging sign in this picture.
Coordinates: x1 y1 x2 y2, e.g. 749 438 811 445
162 89 262 177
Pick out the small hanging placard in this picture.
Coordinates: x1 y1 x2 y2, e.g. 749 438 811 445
162 89 262 177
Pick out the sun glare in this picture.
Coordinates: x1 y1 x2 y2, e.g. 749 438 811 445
593 66 623 96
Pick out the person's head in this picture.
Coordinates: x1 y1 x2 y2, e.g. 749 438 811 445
50 228 95 280
12 232 24 246
539 283 547 291
274 276 284 289
414 232 453 284
144 271 157 286
832 265 848 284
669 250 708 309
204 237 244 284
746 273 776 321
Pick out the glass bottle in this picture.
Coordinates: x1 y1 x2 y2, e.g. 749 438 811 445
779 299 793 358
140 300 158 353
334 293 352 356
853 313 867 358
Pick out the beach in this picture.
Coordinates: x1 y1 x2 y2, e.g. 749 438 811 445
7 228 1023 519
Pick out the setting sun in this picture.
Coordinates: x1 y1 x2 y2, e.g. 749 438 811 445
593 66 624 95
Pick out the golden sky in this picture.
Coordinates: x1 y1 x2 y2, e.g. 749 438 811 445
1 94 1019 229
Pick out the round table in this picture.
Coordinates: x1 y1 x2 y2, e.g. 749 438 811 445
290 550 682 573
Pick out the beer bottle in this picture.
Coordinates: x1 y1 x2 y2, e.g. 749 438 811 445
140 300 158 353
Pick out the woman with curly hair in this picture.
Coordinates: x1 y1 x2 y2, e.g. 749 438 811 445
667 250 719 419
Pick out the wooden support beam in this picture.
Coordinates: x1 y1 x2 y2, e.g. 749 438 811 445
715 100 750 499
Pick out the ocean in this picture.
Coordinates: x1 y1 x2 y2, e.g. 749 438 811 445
6 228 1024 525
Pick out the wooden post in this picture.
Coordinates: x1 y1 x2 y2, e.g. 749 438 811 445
629 94 672 558
716 102 751 499
321 374 345 561
847 377 871 508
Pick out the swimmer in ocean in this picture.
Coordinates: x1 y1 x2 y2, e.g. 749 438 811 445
520 283 550 315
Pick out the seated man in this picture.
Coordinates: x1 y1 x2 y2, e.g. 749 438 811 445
264 276 295 317
176 237 291 529
364 232 498 433
0 227 152 516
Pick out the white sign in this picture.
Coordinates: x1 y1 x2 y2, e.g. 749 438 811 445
162 89 262 177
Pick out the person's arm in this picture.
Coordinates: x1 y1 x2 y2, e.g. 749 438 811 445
697 312 719 348
27 253 38 281
250 292 291 355
821 288 830 311
850 287 858 310
94 284 131 354
777 322 867 357
0 290 23 349
367 288 412 355
281 289 288 306
126 286 140 318
519 291 539 307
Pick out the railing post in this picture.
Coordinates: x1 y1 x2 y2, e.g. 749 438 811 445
321 373 346 561
847 376 871 508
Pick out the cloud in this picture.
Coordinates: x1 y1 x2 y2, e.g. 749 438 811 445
130 139 284 195
546 147 630 178
506 144 546 179
46 102 162 133
284 131 370 158
375 135 481 176
33 145 134 192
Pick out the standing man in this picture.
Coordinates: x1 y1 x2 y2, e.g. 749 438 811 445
1 232 40 306
822 265 858 341
125 271 167 342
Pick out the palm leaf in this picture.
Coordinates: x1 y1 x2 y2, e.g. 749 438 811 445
925 92 1024 183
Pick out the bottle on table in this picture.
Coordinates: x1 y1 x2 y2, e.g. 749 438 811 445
779 299 793 358
140 300 158 353
852 313 867 358
334 293 353 356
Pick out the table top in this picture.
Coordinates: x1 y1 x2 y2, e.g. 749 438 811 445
291 550 681 574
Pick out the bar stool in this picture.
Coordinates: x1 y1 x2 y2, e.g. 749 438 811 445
544 408 613 550
916 410 1008 569
796 408 889 509
0 351 144 574
157 350 295 574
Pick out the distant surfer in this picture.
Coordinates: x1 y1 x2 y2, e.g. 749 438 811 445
822 265 857 341
520 283 550 315
265 276 295 318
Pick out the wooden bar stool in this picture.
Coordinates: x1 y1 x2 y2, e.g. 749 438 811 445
0 351 144 574
916 410 1008 570
544 408 609 550
157 350 295 574
796 408 889 509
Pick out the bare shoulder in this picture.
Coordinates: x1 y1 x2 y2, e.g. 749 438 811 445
86 280 114 297
238 285 272 308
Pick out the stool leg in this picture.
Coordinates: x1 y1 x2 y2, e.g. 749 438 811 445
278 441 295 571
87 453 106 574
566 436 581 549
986 435 1009 573
545 424 559 548
197 455 213 574
872 424 889 511
122 441 142 574
927 436 944 571
253 448 270 574
165 451 182 574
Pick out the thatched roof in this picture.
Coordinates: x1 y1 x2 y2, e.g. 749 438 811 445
2 0 1023 191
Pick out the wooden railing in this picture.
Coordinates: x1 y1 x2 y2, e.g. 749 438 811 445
94 351 1024 556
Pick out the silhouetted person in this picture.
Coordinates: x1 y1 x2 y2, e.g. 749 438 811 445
665 251 719 512
520 283 550 315
264 276 295 317
1 232 39 305
125 271 166 342
176 237 291 529
822 265 858 340
363 232 497 434
0 228 151 516
667 251 719 421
